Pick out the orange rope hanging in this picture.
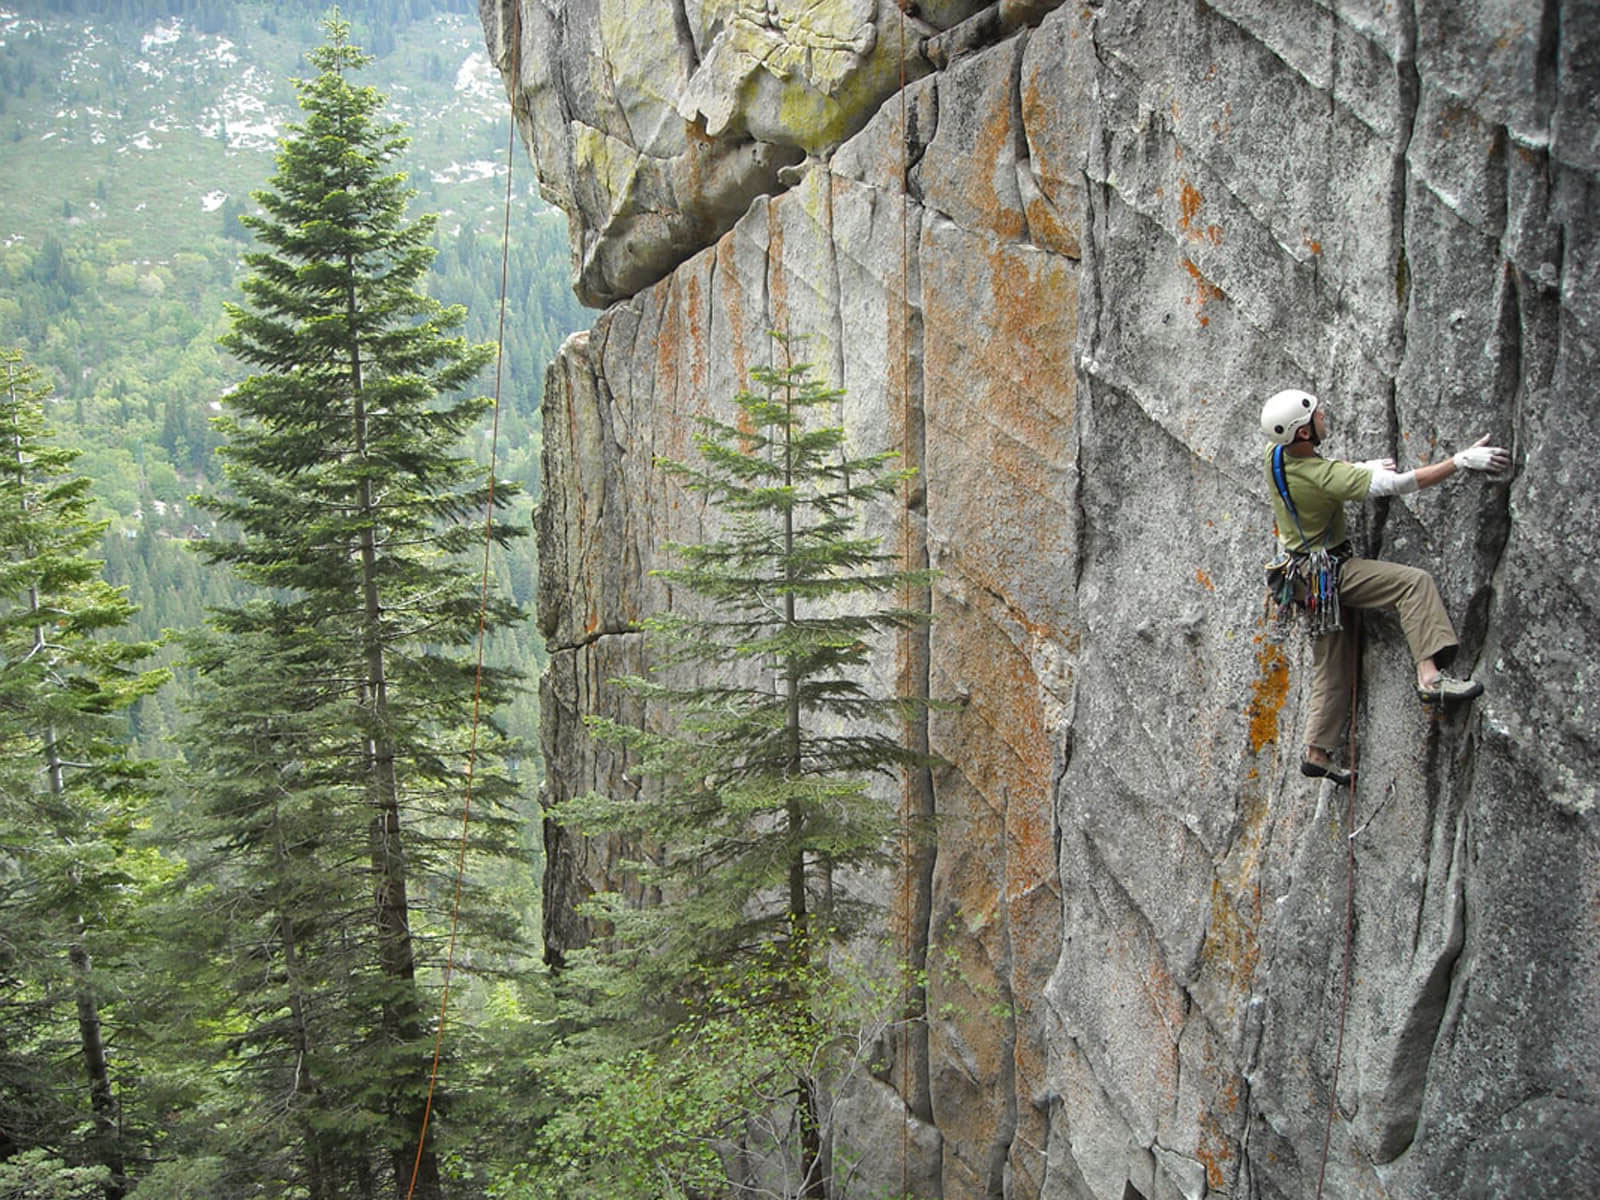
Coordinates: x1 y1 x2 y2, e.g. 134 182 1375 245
405 3 522 1195
1313 621 1362 1200
894 5 914 1199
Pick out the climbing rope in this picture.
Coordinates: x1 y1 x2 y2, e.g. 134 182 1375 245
894 5 915 1198
404 3 521 1196
1313 617 1361 1200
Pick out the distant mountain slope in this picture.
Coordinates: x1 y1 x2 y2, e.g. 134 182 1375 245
2 2 513 261
0 0 585 758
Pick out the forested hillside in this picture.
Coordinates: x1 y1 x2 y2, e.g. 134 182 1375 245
1 6 593 1196
0 0 585 756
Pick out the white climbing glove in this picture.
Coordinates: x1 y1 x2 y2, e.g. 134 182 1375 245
1452 435 1511 474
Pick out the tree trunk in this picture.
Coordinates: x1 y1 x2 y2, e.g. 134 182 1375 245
274 802 330 1200
23 485 126 1200
779 376 827 1200
69 931 125 1200
346 307 441 1200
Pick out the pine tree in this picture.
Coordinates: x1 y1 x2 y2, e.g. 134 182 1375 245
184 17 530 1199
174 622 400 1198
558 333 935 1196
0 350 168 1199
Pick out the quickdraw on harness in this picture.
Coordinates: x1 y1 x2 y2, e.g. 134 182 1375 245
1264 445 1344 641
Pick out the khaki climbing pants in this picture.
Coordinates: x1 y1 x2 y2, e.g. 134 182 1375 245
1306 557 1459 753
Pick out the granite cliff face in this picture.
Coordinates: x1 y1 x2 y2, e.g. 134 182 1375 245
483 1 1600 1196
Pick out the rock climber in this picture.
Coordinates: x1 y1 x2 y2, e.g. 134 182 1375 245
1260 389 1510 785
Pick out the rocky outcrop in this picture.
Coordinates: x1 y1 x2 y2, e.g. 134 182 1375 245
485 1 1600 1196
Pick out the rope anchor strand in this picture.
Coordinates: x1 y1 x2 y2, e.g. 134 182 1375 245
406 4 520 1196
1314 620 1360 1200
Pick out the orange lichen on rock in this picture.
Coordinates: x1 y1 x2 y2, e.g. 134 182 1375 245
1246 640 1289 754
1006 798 1055 903
1197 1086 1241 1190
1205 873 1262 987
1183 257 1224 300
1178 179 1223 244
1179 179 1203 231
1181 257 1226 324
683 271 706 393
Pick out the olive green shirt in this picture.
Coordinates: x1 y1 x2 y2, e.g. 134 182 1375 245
1264 447 1371 553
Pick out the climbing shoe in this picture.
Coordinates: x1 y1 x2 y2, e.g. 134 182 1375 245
1300 758 1353 787
1416 672 1484 704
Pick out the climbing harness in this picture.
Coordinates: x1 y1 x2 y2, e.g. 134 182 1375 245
404 4 520 1196
1264 445 1346 641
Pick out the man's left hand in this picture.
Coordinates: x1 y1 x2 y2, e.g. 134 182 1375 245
1453 435 1511 474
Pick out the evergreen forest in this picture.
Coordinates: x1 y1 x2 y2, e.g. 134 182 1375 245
0 0 584 757
2 4 927 1198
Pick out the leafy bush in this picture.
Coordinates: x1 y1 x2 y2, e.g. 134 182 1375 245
0 1151 111 1200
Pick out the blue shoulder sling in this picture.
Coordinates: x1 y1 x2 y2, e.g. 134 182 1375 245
1265 446 1343 639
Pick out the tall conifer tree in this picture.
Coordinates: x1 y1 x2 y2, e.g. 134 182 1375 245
561 334 935 1196
187 16 528 1198
0 350 168 1200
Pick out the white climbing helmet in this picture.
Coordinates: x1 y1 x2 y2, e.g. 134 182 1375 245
1260 388 1319 445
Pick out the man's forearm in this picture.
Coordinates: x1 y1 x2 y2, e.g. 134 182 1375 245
1412 457 1457 491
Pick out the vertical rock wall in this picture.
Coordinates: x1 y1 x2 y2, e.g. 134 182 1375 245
488 1 1600 1196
